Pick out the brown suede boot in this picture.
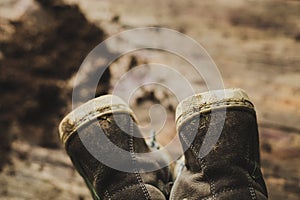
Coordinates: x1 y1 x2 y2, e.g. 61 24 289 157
170 88 268 200
59 95 172 200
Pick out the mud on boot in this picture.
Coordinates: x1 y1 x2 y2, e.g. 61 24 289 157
59 95 173 200
170 88 268 200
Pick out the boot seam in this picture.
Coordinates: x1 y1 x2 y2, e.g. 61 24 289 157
200 186 258 200
176 99 254 130
104 190 112 199
246 173 258 200
181 132 208 167
109 183 150 198
180 132 206 171
181 132 217 200
209 179 216 200
135 170 151 199
60 104 135 145
180 132 259 200
128 120 152 200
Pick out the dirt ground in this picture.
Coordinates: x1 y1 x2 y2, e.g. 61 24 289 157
0 0 299 199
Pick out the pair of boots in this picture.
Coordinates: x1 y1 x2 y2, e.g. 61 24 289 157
59 88 268 200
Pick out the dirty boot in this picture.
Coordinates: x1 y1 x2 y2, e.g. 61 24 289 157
59 95 172 200
170 88 268 200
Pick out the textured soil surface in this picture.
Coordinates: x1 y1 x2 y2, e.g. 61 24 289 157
0 0 299 199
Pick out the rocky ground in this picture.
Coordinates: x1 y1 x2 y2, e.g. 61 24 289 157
0 0 299 199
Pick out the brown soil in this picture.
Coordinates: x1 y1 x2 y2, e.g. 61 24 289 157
0 0 107 152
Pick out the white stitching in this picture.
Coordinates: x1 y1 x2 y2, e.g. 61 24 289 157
129 119 151 200
61 104 135 144
104 190 112 200
246 174 257 200
210 179 216 200
201 187 255 200
176 99 254 130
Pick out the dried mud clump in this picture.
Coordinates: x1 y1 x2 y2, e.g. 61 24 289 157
0 0 107 163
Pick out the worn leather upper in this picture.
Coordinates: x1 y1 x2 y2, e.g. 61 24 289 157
171 89 268 200
59 95 172 200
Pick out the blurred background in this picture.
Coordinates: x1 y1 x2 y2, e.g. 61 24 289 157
0 0 299 199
